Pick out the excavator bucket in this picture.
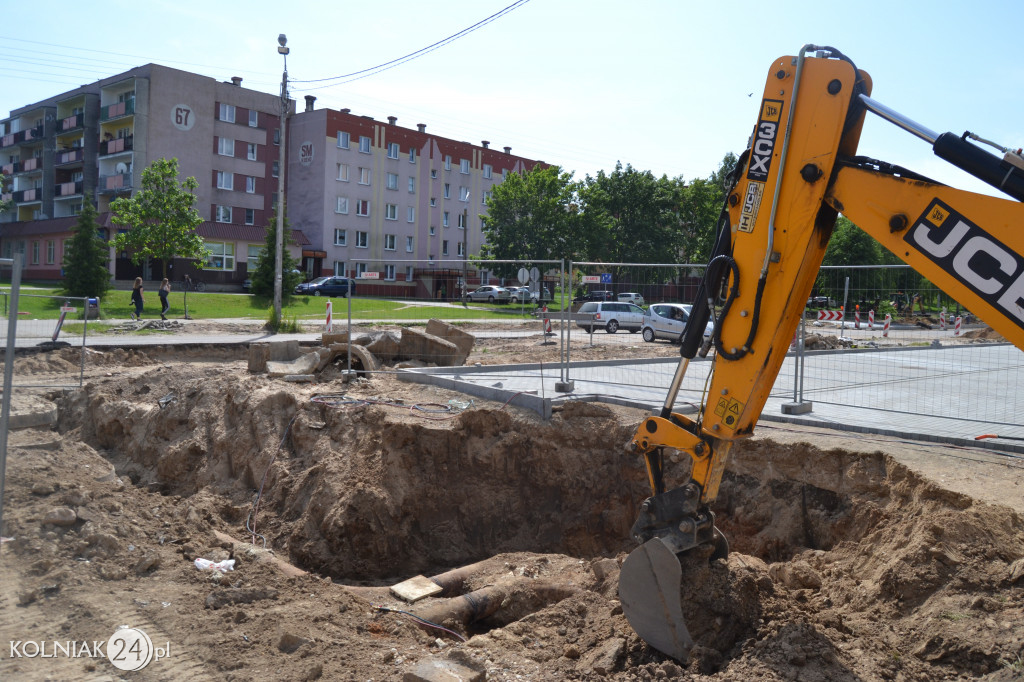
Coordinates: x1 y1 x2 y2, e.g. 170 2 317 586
618 537 693 660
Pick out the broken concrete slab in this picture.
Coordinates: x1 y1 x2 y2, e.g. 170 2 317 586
366 331 402 362
322 331 350 346
404 658 484 682
267 350 320 377
399 328 461 367
390 575 443 603
425 319 475 365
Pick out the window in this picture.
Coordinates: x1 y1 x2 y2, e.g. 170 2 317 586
405 265 414 281
355 262 367 276
457 212 466 229
482 190 492 204
249 110 258 127
359 167 371 185
216 205 232 223
430 225 436 236
386 172 398 190
337 131 350 149
443 211 450 228
247 244 262 267
61 239 69 264
387 143 399 159
444 183 451 199
272 161 279 177
337 163 349 181
334 262 346 276
356 199 369 216
384 234 396 250
460 158 469 174
334 229 347 246
502 168 508 180
444 155 451 170
408 177 415 193
406 236 414 252
407 207 415 222
442 240 449 256
336 197 349 214
483 163 492 179
384 264 396 280
219 103 236 123
430 169 437 179
457 241 465 257
247 143 257 161
429 198 436 207
409 148 416 163
246 176 256 193
355 231 368 248
273 128 280 145
459 186 469 202
359 136 370 153
217 171 233 190
204 241 235 270
218 138 234 156
245 208 255 225
45 240 55 264
385 203 397 220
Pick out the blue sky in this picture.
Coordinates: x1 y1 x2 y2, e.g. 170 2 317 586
2 0 1022 196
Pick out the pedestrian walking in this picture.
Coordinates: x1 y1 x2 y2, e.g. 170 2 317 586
130 277 144 321
159 278 171 320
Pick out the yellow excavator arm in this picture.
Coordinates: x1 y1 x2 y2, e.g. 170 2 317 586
619 45 1024 661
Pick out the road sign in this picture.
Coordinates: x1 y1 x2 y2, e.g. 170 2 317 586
600 273 612 284
529 266 540 282
817 310 844 321
582 275 602 284
358 272 380 279
518 267 529 284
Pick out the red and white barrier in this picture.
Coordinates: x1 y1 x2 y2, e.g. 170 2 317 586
325 300 333 332
542 305 553 335
939 311 946 330
955 315 962 336
868 309 874 329
854 306 861 329
883 313 891 337
817 310 844 321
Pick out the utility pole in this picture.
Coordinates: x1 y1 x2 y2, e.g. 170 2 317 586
273 34 289 326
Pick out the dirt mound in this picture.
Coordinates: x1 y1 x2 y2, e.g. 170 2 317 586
2 361 1021 680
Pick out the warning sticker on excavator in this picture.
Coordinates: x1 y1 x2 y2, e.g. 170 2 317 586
925 203 949 226
713 397 744 429
747 99 784 182
738 182 764 233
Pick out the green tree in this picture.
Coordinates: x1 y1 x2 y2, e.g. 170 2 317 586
61 202 112 299
0 172 12 215
581 162 688 266
679 153 738 262
481 165 603 272
249 205 303 300
110 158 207 278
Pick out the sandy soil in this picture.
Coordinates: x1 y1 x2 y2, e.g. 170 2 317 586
1 328 1022 681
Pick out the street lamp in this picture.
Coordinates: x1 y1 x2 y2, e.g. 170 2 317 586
273 34 290 326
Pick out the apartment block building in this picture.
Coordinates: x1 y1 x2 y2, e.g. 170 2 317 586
288 100 542 296
0 64 304 283
0 65 544 293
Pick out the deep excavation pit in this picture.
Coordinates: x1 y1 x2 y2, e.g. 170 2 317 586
44 357 1024 680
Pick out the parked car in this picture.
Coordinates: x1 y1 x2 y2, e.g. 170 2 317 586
617 292 645 305
575 301 646 333
574 290 615 303
641 303 714 343
465 285 510 303
508 286 552 303
297 276 355 297
806 295 837 308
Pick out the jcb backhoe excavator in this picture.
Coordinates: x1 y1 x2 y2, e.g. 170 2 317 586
619 45 1024 660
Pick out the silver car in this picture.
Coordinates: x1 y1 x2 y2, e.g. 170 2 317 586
465 285 510 303
575 301 646 333
642 303 714 343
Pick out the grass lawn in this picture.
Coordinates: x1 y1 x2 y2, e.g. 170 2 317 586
2 284 571 322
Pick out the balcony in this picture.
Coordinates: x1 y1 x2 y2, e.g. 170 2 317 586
56 148 85 165
98 173 131 194
58 113 84 132
55 180 84 197
1 161 19 174
0 125 44 149
13 188 40 203
100 99 135 121
100 136 133 157
16 157 41 173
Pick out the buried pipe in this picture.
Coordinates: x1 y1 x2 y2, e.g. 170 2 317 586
411 580 578 627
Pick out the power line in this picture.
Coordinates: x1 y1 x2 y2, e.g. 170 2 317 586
289 0 531 90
